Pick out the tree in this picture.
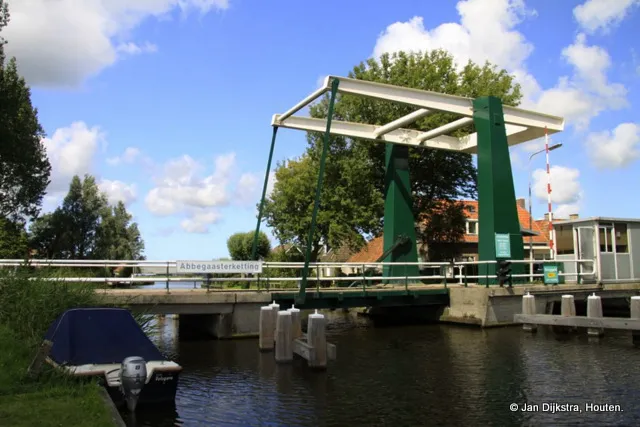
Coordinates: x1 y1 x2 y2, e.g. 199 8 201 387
29 174 145 261
264 50 522 261
0 217 28 259
0 2 51 222
95 201 145 260
227 231 271 261
262 149 383 262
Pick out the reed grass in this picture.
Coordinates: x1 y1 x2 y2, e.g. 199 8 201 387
0 268 149 426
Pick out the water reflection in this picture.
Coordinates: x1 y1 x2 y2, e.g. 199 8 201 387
123 306 640 427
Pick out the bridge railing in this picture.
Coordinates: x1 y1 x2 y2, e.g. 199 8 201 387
0 258 597 290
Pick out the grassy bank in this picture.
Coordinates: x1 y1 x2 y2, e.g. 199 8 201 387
0 271 117 426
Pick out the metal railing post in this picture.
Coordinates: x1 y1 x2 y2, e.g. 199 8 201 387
485 263 489 288
362 264 366 291
405 264 408 291
316 265 320 292
165 262 169 292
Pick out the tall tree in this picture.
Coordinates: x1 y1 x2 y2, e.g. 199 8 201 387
0 217 28 259
264 50 522 261
29 175 145 261
227 231 271 260
0 2 51 222
96 201 145 260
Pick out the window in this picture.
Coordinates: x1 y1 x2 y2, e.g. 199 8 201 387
556 225 574 255
468 206 476 214
599 225 613 253
466 221 478 235
615 223 629 253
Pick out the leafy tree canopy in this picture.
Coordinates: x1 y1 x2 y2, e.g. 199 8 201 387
29 174 145 261
0 2 51 221
263 50 523 261
227 231 271 261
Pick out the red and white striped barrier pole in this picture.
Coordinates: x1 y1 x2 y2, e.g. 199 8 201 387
544 126 555 259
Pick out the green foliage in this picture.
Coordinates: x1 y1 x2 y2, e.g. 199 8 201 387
0 5 51 221
264 50 522 261
421 201 469 262
29 174 145 262
265 246 304 281
0 265 123 426
0 270 97 342
226 230 270 260
0 217 28 259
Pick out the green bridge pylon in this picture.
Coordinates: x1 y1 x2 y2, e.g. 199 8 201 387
381 96 525 286
473 96 525 284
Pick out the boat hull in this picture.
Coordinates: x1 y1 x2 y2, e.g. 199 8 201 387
102 369 180 408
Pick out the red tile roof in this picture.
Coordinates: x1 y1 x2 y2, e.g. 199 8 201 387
347 199 551 263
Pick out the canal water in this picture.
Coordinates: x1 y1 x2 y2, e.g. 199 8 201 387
121 283 640 426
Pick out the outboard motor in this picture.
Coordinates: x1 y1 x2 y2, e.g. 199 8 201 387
119 356 147 412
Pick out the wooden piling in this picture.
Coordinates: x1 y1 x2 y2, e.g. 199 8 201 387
587 293 604 337
631 296 640 346
522 292 537 332
307 310 327 369
259 306 276 351
275 311 293 363
288 305 302 340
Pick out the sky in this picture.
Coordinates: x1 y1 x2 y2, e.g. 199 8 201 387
3 0 639 260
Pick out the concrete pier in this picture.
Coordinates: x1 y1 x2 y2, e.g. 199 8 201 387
587 293 604 337
275 311 293 363
259 306 276 351
288 305 302 339
521 292 536 332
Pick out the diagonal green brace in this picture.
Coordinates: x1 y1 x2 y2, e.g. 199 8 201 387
298 78 340 304
251 126 279 261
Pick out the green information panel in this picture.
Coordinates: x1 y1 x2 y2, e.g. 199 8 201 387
544 265 559 285
495 233 511 258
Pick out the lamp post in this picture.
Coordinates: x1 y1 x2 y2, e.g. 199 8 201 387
528 143 562 281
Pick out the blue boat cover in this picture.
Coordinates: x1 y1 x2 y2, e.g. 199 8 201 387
44 308 165 365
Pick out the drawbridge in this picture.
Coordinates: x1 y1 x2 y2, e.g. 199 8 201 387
252 75 564 304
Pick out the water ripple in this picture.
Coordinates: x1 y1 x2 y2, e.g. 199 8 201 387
122 311 640 427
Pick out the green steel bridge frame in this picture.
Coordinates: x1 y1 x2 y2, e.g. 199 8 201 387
251 76 565 305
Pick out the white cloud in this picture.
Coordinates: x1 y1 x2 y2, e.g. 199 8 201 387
534 34 627 130
42 121 104 195
144 153 235 234
116 42 158 55
237 173 258 201
107 147 141 166
585 123 640 169
2 0 229 87
533 165 583 218
266 171 277 197
370 1 629 130
372 0 540 104
180 210 221 234
98 179 137 206
573 0 640 34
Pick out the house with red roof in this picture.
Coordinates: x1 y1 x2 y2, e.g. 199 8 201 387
347 198 557 266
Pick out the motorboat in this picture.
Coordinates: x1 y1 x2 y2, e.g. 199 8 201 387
43 307 182 411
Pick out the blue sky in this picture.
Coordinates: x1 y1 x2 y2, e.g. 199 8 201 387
4 0 639 260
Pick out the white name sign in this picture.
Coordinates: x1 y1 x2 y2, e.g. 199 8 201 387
176 260 263 274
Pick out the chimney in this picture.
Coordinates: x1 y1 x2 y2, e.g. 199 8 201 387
569 214 579 220
516 198 526 210
543 213 550 221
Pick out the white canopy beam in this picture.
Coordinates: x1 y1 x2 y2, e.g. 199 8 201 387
415 117 474 144
271 114 463 152
271 75 565 152
330 76 564 133
372 109 432 138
